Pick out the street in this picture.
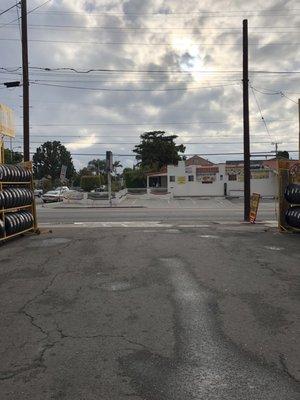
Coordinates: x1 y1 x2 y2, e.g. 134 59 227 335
0 206 299 399
36 197 277 224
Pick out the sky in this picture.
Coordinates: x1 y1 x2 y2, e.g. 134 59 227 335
0 0 299 170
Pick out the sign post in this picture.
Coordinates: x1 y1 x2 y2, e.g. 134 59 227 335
106 151 113 207
60 165 67 183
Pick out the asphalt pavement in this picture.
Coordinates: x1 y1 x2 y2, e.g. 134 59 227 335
0 219 299 399
36 197 277 224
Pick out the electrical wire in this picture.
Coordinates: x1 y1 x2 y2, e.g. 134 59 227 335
1 37 300 46
250 85 273 142
0 0 52 29
0 2 19 17
30 81 239 92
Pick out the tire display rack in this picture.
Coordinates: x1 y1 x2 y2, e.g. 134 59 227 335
0 156 38 242
278 160 300 232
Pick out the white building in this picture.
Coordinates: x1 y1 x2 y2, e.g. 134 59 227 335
147 156 278 198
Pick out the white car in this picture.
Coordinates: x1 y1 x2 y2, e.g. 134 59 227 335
41 190 64 203
55 186 70 193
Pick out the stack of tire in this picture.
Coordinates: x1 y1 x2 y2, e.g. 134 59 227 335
4 211 34 236
0 164 32 182
0 188 33 209
284 183 300 229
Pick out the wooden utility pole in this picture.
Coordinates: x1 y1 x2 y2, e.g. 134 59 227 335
298 98 300 160
243 19 251 221
21 0 30 161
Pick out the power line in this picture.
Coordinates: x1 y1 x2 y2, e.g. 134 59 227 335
0 0 52 29
250 85 273 141
30 81 239 92
0 2 19 17
2 8 300 16
14 119 297 127
2 37 300 46
3 24 300 34
2 66 300 75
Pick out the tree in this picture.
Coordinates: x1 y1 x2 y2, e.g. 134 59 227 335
87 159 106 175
133 131 185 169
113 160 123 171
4 148 23 164
32 141 76 181
277 151 290 159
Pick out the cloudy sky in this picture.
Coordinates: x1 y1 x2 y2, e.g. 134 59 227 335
0 0 299 170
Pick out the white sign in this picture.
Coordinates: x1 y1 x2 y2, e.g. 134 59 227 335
60 165 67 181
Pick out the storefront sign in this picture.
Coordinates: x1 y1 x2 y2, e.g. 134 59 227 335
0 104 15 137
177 176 186 184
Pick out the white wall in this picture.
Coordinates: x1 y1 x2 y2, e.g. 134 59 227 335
167 162 277 197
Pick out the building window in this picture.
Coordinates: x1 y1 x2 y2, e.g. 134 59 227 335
188 175 194 182
169 176 175 182
228 174 237 181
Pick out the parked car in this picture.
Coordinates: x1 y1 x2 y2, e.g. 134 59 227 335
55 186 70 193
34 189 43 197
91 185 107 193
41 190 64 203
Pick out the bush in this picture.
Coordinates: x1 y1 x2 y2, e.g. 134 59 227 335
80 175 102 192
123 168 147 188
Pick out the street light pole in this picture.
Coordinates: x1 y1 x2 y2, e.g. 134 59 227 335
21 0 30 162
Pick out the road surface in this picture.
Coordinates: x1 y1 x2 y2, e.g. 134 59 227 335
0 219 299 399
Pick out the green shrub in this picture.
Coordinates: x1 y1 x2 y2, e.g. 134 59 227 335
80 175 102 192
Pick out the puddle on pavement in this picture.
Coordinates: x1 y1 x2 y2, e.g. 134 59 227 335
101 281 132 291
27 238 71 247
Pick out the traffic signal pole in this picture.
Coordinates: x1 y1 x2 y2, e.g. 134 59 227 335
21 0 30 161
243 19 251 221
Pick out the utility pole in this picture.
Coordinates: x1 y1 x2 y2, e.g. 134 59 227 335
21 0 30 161
271 141 281 157
243 19 251 222
298 99 300 160
106 151 113 207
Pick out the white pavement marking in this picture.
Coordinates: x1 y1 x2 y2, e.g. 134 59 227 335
264 246 284 251
39 221 173 228
178 224 210 228
199 235 220 239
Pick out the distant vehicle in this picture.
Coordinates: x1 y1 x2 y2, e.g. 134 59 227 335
34 189 43 197
41 190 63 203
55 186 70 193
91 185 107 193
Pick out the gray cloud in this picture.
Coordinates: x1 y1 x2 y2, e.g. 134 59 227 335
0 0 299 169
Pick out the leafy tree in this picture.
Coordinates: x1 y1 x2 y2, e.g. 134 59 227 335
87 159 106 175
32 141 76 181
133 131 186 169
4 148 23 164
113 160 123 171
277 151 290 159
